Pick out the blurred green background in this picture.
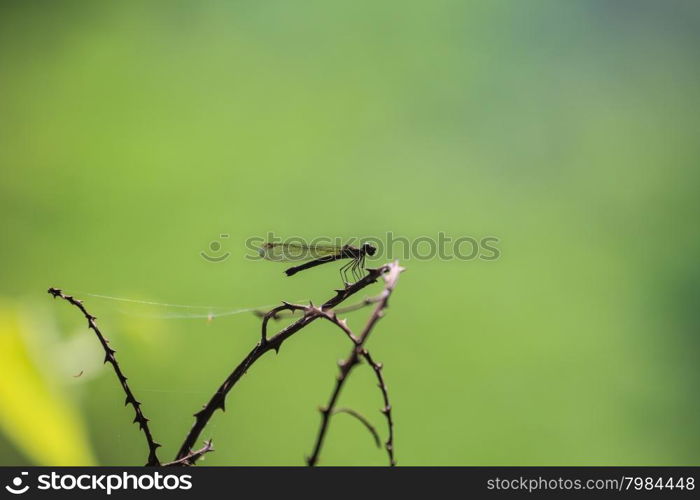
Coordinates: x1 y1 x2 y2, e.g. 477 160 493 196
1 0 699 466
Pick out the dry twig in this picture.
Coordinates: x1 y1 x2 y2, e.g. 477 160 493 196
164 440 213 466
306 262 403 466
174 265 392 462
361 349 395 465
253 295 382 321
48 260 403 466
47 287 161 466
332 408 381 448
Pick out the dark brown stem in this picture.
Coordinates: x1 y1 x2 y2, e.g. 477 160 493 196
261 302 307 343
254 295 382 321
163 440 213 466
335 295 384 315
332 408 381 448
362 349 395 466
307 262 403 466
174 265 390 462
314 309 360 344
47 287 161 466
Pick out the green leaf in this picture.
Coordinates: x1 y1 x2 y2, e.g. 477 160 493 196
0 300 96 465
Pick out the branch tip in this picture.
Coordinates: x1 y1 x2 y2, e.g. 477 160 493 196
174 261 401 464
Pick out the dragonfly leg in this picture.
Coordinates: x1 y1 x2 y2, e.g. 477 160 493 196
345 261 356 285
339 260 353 286
351 256 362 282
348 260 359 283
352 258 362 282
352 255 365 281
349 260 358 283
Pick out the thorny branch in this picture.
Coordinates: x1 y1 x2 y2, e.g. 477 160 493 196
174 264 396 462
361 349 395 466
260 302 308 343
332 408 381 448
48 260 402 466
307 262 403 466
47 288 162 466
253 295 382 321
163 440 213 466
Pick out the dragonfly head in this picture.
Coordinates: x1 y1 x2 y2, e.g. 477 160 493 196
361 243 377 256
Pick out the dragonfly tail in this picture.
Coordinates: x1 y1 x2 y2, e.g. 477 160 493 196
284 254 344 277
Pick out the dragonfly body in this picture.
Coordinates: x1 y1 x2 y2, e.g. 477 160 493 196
259 242 377 284
284 251 345 276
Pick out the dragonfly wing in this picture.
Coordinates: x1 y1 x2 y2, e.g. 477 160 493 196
258 242 341 262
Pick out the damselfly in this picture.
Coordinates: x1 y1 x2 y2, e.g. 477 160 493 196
259 242 377 284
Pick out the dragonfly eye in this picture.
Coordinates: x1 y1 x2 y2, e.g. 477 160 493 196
363 243 377 256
